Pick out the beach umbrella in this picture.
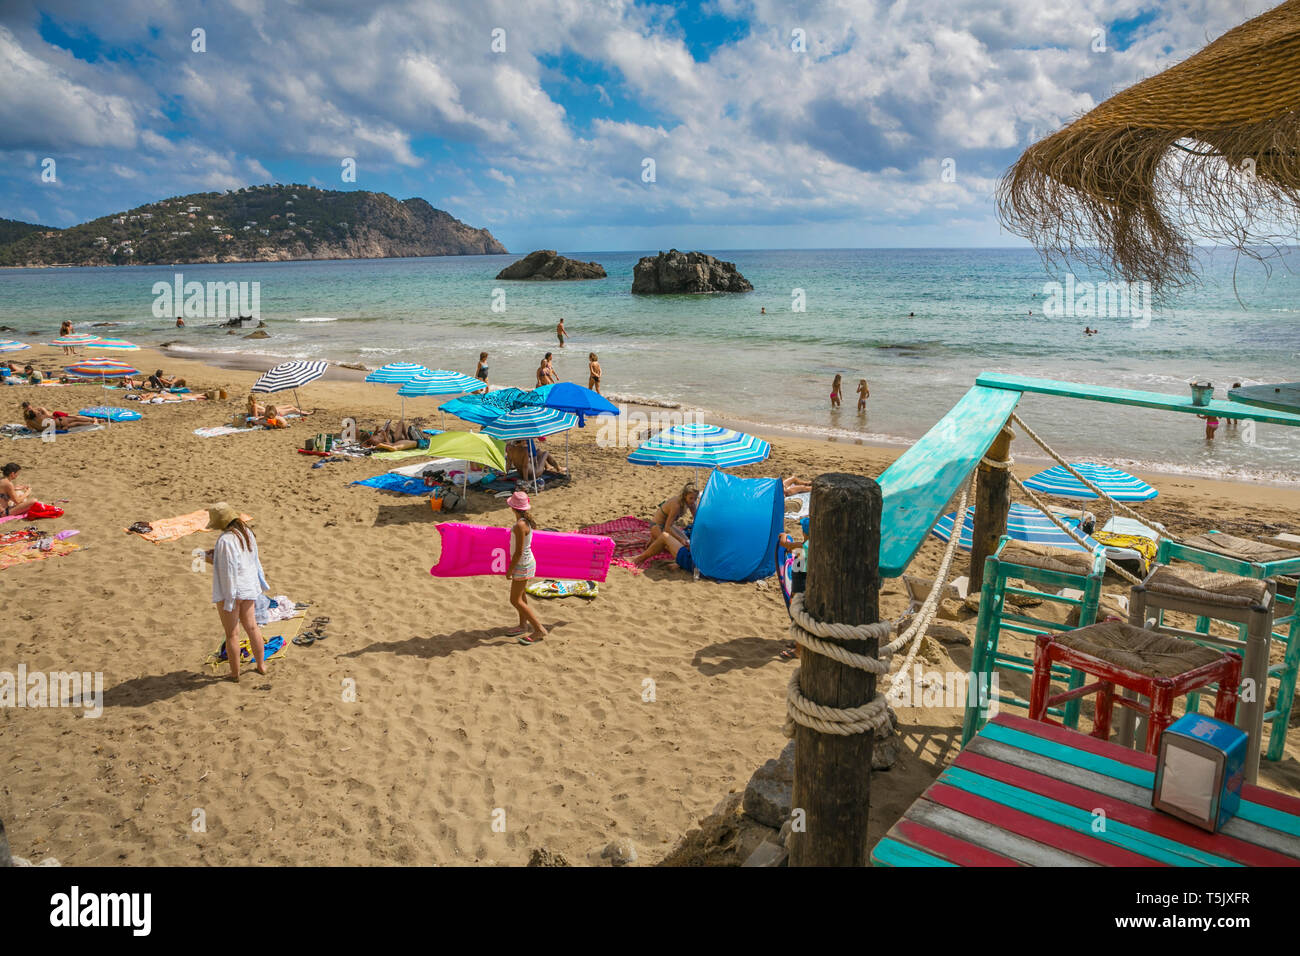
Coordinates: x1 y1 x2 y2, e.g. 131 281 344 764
66 358 138 380
423 431 507 481
48 333 96 353
998 1 1300 294
481 406 577 441
0 340 30 352
482 407 577 490
1022 463 1158 501
931 503 1105 554
365 362 429 417
438 395 505 427
398 370 488 426
251 360 329 411
397 369 487 397
86 337 140 350
529 382 618 426
627 422 770 469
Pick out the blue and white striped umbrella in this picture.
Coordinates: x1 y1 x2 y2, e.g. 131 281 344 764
251 361 329 394
1022 463 1158 501
364 362 429 384
397 369 487 397
627 422 770 469
0 340 31 352
931 503 1104 553
439 395 504 427
481 406 577 440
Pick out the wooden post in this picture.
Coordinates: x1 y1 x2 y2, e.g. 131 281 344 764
969 424 1015 592
789 473 881 867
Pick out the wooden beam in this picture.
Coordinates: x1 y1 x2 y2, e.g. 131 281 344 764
789 473 880 867
877 385 1022 578
976 373 1300 427
969 424 1014 591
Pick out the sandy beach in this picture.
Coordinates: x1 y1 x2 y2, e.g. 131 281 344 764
3 343 1300 867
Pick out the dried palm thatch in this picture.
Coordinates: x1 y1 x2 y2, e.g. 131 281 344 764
998 0 1300 296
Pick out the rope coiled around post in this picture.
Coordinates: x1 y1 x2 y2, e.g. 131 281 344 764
783 473 973 738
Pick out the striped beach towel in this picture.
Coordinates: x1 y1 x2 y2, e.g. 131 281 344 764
577 515 670 574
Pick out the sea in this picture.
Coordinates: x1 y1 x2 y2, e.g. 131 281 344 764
3 247 1300 483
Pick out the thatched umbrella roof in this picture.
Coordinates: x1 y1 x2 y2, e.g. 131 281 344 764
998 0 1300 295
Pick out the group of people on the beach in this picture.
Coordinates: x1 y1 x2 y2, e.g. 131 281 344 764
829 373 870 412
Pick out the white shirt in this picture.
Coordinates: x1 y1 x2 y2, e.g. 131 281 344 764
211 529 269 611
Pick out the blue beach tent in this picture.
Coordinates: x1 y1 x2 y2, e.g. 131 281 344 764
690 470 785 582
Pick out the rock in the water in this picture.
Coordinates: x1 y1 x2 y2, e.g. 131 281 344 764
496 249 606 281
742 741 795 828
599 839 638 865
526 848 571 867
631 249 753 294
243 330 271 339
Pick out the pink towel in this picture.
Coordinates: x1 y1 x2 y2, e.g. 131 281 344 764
577 515 670 575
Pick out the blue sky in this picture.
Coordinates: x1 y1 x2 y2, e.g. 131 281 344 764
0 0 1266 251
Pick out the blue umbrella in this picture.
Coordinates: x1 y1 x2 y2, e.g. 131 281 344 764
1022 463 1158 501
627 422 770 469
481 406 578 441
931 503 1105 553
439 395 504 427
365 362 429 383
530 382 618 426
397 369 487 397
366 362 429 416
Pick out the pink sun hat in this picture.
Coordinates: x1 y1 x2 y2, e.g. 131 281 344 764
506 490 531 511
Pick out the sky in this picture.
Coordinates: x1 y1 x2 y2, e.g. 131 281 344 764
0 0 1273 252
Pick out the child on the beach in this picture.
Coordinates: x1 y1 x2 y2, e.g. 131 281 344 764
1198 414 1220 441
588 352 601 393
856 379 869 412
504 491 547 645
830 374 842 408
475 351 489 388
204 502 269 682
556 318 567 347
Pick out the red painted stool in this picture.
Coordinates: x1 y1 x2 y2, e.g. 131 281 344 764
1028 621 1241 754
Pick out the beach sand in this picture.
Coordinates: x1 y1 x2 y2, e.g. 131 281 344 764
3 344 1300 866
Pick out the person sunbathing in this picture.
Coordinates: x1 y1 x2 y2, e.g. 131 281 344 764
783 475 813 495
647 482 698 545
506 440 565 478
248 395 308 419
148 369 187 389
635 528 695 572
21 402 97 430
0 462 34 517
361 421 419 452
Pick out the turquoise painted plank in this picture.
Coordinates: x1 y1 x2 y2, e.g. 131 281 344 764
870 837 957 867
1229 382 1300 416
942 766 1238 866
877 385 1022 577
977 373 1300 428
983 723 1300 838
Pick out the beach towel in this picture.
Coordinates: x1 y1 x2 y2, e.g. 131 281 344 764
370 446 437 461
388 457 465 478
194 425 259 437
525 579 599 599
79 406 143 422
125 509 251 543
351 473 434 496
0 535 81 571
203 617 299 671
577 515 670 574
6 423 105 439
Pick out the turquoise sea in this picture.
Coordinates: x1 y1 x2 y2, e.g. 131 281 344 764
3 247 1299 481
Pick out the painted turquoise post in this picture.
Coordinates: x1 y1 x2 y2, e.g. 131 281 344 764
1267 610 1300 761
963 551 1002 745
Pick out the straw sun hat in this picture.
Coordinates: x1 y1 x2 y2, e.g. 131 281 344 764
205 502 241 530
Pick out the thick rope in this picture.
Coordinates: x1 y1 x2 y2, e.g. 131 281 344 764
1009 411 1177 541
783 472 974 737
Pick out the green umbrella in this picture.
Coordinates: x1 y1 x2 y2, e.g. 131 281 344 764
423 431 507 473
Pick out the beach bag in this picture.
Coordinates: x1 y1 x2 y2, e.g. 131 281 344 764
441 488 462 512
406 424 423 442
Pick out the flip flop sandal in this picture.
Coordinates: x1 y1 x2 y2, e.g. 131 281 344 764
292 633 316 646
311 616 331 627
505 624 528 637
516 633 536 645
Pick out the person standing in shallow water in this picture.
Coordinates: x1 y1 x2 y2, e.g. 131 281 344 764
556 318 567 348
830 374 842 408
